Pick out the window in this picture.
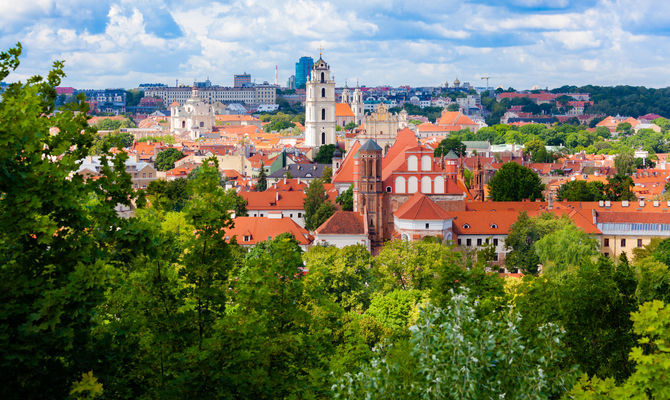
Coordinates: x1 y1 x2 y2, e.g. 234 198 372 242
395 177 406 193
407 177 418 193
462 223 470 229
457 239 462 245
321 132 325 144
243 235 251 241
621 238 626 247
321 88 326 97
477 238 482 246
425 223 430 229
490 223 498 229
604 238 610 247
434 176 445 194
421 155 431 171
407 155 418 171
421 176 431 193
638 238 643 247
466 238 472 246
386 186 392 192
320 72 325 82
321 108 326 120
493 238 499 246
200 121 204 127
142 173 146 178
493 253 499 261
298 212 302 217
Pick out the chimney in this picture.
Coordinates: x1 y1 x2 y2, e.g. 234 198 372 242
283 177 287 184
275 191 279 202
548 195 553 210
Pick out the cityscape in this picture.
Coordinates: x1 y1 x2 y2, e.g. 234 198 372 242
2 1 670 399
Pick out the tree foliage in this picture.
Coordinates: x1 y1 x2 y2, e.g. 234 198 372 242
433 137 466 157
488 162 544 201
155 148 185 171
303 178 335 230
335 184 353 211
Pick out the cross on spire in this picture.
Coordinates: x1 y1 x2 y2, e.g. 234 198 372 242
319 45 323 58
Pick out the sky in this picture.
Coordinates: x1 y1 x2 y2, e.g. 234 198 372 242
2 0 670 90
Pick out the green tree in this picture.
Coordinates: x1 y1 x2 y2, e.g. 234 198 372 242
146 178 189 212
0 43 140 398
155 148 185 171
344 121 358 130
255 162 267 191
446 103 459 111
226 188 248 216
313 144 338 164
488 162 544 201
524 139 552 162
434 137 466 158
514 256 638 381
614 149 635 175
303 178 334 230
534 223 599 274
557 180 606 201
322 165 332 183
336 184 353 211
334 292 575 399
181 157 235 348
616 122 632 136
604 174 636 201
568 300 670 399
505 213 573 274
302 244 374 312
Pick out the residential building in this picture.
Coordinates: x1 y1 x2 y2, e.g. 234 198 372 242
223 216 314 250
76 155 157 190
76 89 126 114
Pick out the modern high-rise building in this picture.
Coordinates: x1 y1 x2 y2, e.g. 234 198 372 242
287 75 295 90
295 56 314 89
234 73 251 88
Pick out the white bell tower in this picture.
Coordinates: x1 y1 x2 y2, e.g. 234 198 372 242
351 87 364 125
305 56 336 148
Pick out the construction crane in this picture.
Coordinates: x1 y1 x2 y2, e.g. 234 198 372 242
481 76 491 90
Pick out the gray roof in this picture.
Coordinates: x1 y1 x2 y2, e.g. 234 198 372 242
444 150 459 159
462 141 490 149
268 163 328 179
76 156 152 174
358 139 382 152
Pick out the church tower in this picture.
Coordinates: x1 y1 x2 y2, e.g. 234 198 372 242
305 56 336 148
353 140 385 246
351 87 364 125
472 155 485 201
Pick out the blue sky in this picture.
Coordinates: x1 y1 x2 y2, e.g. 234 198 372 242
2 0 670 89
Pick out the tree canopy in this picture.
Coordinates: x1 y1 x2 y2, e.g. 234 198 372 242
488 162 544 201
155 148 185 171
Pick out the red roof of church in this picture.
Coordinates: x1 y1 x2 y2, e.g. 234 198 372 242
332 140 362 184
394 193 451 220
316 211 366 235
381 128 419 181
335 103 355 117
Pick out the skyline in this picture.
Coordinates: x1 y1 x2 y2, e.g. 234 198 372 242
2 0 670 90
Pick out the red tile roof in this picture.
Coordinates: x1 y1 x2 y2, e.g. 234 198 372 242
394 193 451 220
315 211 366 234
240 190 305 210
335 103 355 117
332 140 362 184
224 216 313 245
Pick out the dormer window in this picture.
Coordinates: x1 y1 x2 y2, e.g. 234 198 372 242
490 223 498 229
243 235 251 241
462 223 470 229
